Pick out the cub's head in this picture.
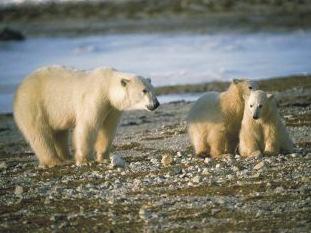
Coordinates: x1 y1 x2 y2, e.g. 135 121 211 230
232 79 258 97
109 70 160 111
246 90 274 120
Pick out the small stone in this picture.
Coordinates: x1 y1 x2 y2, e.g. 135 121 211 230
139 206 150 221
215 164 221 169
192 175 201 183
202 168 210 175
289 153 299 158
274 186 284 193
170 166 182 175
204 157 212 164
253 161 265 170
50 214 66 222
176 151 183 157
14 185 23 196
111 154 126 168
235 154 241 160
150 158 158 164
44 198 51 205
161 153 173 166
0 161 7 170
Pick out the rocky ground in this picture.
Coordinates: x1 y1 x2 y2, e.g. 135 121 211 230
0 77 310 232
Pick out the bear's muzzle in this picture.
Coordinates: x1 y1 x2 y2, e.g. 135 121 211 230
147 99 160 111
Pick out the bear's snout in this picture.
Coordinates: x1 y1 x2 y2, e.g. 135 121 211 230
147 99 160 111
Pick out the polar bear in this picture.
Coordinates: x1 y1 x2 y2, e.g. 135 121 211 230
239 90 293 157
187 79 257 158
14 66 160 167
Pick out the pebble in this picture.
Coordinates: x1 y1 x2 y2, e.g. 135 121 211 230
170 166 182 175
161 153 173 166
0 161 7 170
253 161 265 170
274 186 285 193
111 154 126 168
14 185 24 196
204 157 212 164
192 175 202 183
176 151 183 157
202 168 210 175
150 158 158 164
289 153 299 158
215 164 221 169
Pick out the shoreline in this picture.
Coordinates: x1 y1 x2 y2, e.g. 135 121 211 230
0 74 310 115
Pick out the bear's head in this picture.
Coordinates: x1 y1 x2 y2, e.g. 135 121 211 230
246 90 275 120
109 70 160 112
232 79 258 97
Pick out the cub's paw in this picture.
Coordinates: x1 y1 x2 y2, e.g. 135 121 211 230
250 150 263 158
264 150 278 157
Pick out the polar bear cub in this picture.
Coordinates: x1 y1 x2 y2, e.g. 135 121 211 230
14 66 159 167
239 90 293 157
187 79 257 158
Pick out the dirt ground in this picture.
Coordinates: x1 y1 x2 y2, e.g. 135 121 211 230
0 77 310 232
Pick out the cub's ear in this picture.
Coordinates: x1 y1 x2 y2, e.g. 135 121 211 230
242 94 248 101
267 93 274 99
121 79 130 87
146 78 151 84
233 79 242 84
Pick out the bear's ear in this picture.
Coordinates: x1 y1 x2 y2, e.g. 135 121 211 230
233 79 242 84
267 93 274 99
121 79 130 87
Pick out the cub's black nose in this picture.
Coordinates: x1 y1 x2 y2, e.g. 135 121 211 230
253 116 259 120
147 99 160 111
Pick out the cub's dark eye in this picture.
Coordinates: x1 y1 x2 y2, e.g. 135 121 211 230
248 86 252 90
259 104 263 108
250 105 253 108
142 89 148 94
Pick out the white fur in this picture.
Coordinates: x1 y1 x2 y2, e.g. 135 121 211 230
187 79 257 158
14 66 158 167
239 90 294 157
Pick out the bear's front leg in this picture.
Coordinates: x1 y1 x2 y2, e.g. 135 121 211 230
74 123 97 166
263 126 280 156
95 110 121 163
239 128 261 157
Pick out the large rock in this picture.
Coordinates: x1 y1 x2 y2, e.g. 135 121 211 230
0 27 25 41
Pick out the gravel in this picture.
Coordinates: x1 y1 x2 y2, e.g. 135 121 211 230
0 80 310 232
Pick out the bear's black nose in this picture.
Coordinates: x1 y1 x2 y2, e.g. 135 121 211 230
147 99 160 111
253 116 259 120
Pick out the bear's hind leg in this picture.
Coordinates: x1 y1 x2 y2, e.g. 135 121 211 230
209 128 227 158
27 127 63 168
188 125 209 157
54 130 70 161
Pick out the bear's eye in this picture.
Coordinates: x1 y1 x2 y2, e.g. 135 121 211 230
248 86 252 90
250 105 253 108
142 89 148 94
258 104 263 108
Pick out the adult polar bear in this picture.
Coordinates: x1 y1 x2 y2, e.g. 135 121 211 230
187 79 257 158
14 66 159 167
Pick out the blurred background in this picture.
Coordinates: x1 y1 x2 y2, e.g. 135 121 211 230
0 0 311 113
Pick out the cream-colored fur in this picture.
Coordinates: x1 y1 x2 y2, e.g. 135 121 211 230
14 66 159 167
239 90 293 157
187 79 257 158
